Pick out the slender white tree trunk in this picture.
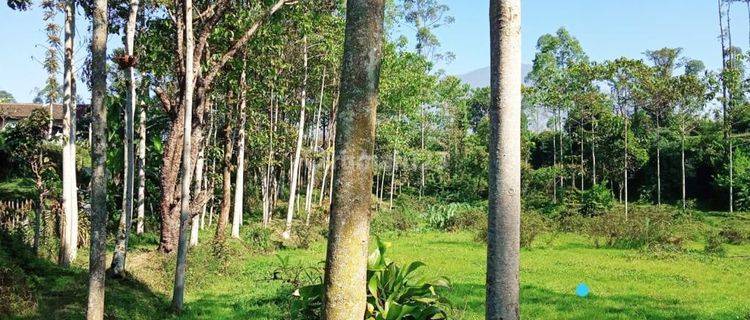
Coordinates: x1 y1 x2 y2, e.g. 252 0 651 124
486 0 521 319
110 0 139 277
305 70 326 225
656 117 661 206
190 147 204 246
171 0 193 311
136 102 146 234
624 111 629 220
729 136 733 213
283 36 308 239
60 0 78 267
681 128 686 212
232 65 247 239
389 148 397 210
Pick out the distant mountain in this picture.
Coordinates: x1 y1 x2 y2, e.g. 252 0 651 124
457 64 532 88
457 64 549 132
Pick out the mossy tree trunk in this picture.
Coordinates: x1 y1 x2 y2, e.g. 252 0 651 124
322 0 384 318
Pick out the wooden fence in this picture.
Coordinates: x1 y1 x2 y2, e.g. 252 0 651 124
0 199 33 230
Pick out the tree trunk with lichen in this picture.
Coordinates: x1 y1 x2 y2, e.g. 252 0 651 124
486 0 521 319
322 0 384 318
86 0 109 316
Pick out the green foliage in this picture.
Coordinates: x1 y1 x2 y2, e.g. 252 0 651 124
242 225 274 253
704 231 726 256
371 206 421 235
580 183 614 217
586 206 683 251
475 211 549 248
718 226 747 245
293 238 452 320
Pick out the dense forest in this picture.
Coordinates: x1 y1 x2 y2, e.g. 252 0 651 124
0 0 749 319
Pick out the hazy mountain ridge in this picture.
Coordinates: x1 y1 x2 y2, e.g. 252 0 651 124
457 64 532 88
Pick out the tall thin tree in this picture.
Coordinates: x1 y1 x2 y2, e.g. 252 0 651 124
283 35 308 239
86 0 109 316
232 61 248 238
171 0 194 311
60 0 78 267
486 0 521 319
110 0 140 276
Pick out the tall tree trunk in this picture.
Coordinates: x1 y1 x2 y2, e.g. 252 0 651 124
216 113 235 242
591 124 596 185
190 147 204 246
656 116 661 206
86 0 109 316
420 107 425 198
263 89 276 227
552 115 557 203
624 110 629 220
283 35 308 239
110 0 140 277
171 0 194 311
389 147 397 210
681 128 686 212
136 101 146 234
60 0 78 267
232 65 247 239
322 0 384 317
729 137 733 213
486 0 521 319
305 70 326 225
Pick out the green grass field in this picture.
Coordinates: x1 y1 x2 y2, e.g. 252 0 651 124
2 222 750 319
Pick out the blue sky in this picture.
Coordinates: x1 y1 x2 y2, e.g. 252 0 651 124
1 0 748 102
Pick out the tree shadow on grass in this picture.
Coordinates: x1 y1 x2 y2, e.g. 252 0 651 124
450 283 747 320
0 233 172 320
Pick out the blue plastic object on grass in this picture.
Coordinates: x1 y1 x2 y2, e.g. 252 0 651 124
576 283 590 297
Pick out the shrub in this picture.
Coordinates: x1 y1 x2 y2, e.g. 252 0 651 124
586 206 682 251
475 211 549 248
704 232 726 255
293 238 451 319
521 212 549 248
370 206 420 234
242 225 274 253
719 226 747 245
580 184 614 217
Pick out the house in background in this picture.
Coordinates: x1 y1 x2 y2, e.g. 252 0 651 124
0 103 89 137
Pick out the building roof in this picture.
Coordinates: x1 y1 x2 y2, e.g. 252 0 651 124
0 103 89 121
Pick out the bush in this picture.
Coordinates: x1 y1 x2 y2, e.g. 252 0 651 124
719 226 747 245
242 225 274 253
580 184 614 217
370 206 420 234
704 232 726 255
586 206 683 251
475 211 549 248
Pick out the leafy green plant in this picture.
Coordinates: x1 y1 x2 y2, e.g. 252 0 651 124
242 225 274 253
475 211 549 248
704 232 726 256
580 183 614 217
293 238 451 320
586 206 683 251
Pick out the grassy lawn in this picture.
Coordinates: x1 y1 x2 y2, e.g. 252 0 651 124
2 227 750 319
